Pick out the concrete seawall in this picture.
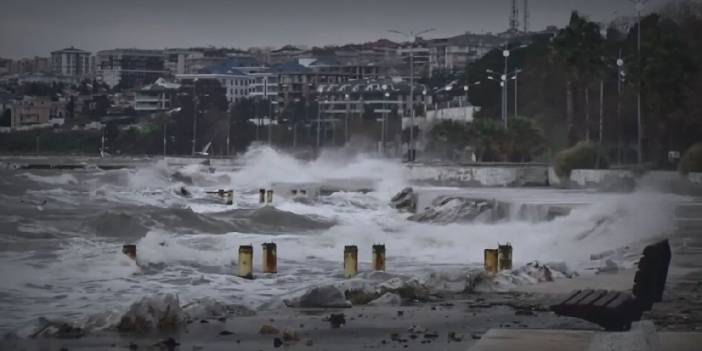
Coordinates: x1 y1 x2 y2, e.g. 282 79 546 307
407 164 549 187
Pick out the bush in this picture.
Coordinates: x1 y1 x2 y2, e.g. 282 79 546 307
553 141 609 177
680 143 702 175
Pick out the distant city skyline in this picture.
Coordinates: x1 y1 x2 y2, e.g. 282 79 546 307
1 0 674 59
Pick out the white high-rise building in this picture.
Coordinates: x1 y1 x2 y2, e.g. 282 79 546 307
50 47 91 78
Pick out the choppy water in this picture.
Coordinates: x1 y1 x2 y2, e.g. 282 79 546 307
0 147 687 334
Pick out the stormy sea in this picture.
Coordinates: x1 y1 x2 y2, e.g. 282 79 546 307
0 147 686 336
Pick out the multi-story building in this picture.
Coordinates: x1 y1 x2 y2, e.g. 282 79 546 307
164 49 204 75
51 47 91 78
184 54 257 74
274 60 349 109
10 96 66 128
10 57 50 75
427 33 505 75
0 72 78 85
317 78 429 119
96 49 167 88
176 59 277 103
396 44 431 78
128 78 180 112
0 58 12 76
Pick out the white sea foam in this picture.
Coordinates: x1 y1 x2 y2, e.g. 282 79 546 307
0 148 691 334
20 172 79 185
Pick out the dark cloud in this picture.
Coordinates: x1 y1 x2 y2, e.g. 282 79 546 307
0 0 672 58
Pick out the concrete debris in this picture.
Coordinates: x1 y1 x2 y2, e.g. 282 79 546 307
30 318 85 339
285 285 351 308
390 187 417 212
368 292 402 306
448 331 464 342
282 329 300 342
117 294 183 332
259 324 279 335
326 313 346 328
408 196 500 224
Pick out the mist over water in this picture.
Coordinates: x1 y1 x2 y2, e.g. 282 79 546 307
0 146 688 334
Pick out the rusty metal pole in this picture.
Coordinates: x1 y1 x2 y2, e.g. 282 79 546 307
484 249 498 273
344 245 358 278
238 245 254 279
262 243 277 273
259 189 266 204
266 190 273 204
372 244 386 271
498 243 513 271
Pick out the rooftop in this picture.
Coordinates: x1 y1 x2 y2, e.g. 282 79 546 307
51 47 90 54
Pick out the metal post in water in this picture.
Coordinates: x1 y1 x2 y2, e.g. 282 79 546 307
344 245 358 278
266 190 273 204
122 244 137 260
238 245 254 279
259 189 266 204
498 243 513 271
484 249 498 273
372 244 386 271
262 243 277 273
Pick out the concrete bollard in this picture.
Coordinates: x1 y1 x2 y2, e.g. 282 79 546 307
372 244 386 271
344 245 358 278
484 249 498 273
259 189 266 204
498 243 513 271
225 191 233 205
262 242 277 273
266 190 274 204
122 244 137 260
238 245 254 279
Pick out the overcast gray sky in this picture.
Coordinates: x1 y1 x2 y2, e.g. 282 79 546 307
0 0 674 58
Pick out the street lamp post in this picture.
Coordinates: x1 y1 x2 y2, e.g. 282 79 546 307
422 89 428 119
191 78 199 156
344 93 350 145
630 0 647 164
226 102 233 156
617 54 625 163
388 28 435 162
316 86 323 148
382 86 389 154
512 69 522 118
502 48 510 128
163 107 181 157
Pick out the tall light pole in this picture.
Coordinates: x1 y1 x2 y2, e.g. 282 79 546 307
511 69 522 118
617 53 625 163
388 28 435 162
502 48 510 128
630 0 647 164
191 78 199 156
163 107 181 157
316 86 323 148
344 93 350 145
486 67 517 127
226 101 233 156
382 86 389 154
